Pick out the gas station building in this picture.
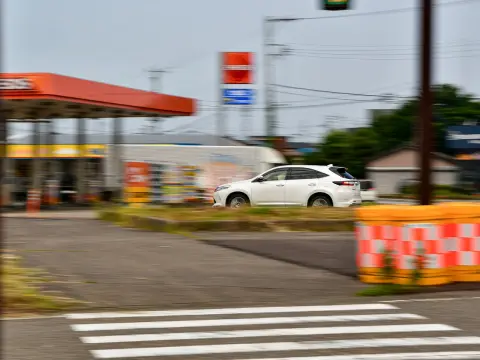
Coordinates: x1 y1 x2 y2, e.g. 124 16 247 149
1 72 196 206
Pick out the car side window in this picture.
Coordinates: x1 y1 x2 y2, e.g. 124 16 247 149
262 168 289 182
287 168 327 180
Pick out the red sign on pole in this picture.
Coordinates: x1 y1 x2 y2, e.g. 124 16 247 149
124 162 150 188
222 52 254 84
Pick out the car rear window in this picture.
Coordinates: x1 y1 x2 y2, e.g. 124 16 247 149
360 180 374 190
331 167 355 179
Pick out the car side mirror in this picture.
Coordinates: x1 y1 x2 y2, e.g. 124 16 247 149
253 176 265 183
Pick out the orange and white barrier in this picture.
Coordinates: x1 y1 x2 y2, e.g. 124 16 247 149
355 203 480 285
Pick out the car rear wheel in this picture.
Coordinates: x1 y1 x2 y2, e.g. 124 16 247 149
308 194 332 207
227 194 250 208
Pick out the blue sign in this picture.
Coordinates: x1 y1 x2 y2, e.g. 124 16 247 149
445 126 480 150
223 89 255 105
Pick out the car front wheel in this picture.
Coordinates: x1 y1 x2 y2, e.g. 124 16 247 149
227 194 250 208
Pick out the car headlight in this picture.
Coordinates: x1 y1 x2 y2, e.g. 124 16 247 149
214 185 231 192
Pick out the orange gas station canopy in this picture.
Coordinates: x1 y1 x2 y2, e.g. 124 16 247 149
0 73 196 119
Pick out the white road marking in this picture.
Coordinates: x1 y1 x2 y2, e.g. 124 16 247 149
71 313 424 332
66 303 397 319
90 336 480 358
80 323 457 344
233 352 480 360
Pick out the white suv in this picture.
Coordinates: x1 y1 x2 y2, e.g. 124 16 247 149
213 164 362 208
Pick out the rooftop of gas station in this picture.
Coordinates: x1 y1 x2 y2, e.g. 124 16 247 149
1 72 196 119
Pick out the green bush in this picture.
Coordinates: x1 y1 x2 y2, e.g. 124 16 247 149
401 184 472 196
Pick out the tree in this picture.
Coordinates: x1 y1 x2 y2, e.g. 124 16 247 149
304 84 480 178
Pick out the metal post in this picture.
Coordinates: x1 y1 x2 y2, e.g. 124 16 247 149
0 114 7 211
32 121 42 192
2 119 12 207
0 109 6 249
217 52 225 145
112 117 124 202
418 0 433 205
76 117 87 204
148 69 167 133
263 17 276 138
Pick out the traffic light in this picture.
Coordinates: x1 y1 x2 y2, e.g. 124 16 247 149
323 0 350 11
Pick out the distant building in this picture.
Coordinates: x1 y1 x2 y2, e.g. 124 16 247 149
366 145 459 194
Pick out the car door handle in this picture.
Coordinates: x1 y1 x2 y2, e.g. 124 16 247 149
276 184 284 187
308 183 315 186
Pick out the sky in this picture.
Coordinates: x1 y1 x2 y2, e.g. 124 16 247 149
4 0 479 142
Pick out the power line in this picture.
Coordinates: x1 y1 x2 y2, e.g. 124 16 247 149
277 0 477 21
290 46 480 56
272 84 414 99
283 39 480 50
287 51 480 61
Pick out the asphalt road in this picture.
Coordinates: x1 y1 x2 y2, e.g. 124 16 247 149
4 216 480 359
5 296 480 360
4 218 362 310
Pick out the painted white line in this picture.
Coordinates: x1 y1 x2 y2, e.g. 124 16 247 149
80 323 457 344
90 336 480 358
66 303 397 319
381 297 480 304
233 351 480 360
71 313 424 332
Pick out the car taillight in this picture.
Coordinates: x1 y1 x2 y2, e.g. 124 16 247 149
369 187 375 191
333 181 355 186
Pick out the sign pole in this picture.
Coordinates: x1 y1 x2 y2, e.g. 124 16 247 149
217 52 224 146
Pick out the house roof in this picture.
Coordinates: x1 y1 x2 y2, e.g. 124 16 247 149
367 143 457 166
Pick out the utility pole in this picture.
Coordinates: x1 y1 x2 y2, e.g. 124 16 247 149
263 16 300 138
418 0 433 205
264 17 275 138
148 68 168 134
217 52 225 145
241 105 252 140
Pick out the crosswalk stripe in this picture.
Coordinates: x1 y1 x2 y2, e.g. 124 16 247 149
65 303 398 320
232 352 480 360
80 323 457 344
70 313 424 332
90 336 480 358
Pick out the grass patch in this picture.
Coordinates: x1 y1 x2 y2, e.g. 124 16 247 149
356 283 419 297
106 205 355 222
3 254 80 316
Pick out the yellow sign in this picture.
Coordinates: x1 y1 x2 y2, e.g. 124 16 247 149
6 144 106 158
124 187 151 203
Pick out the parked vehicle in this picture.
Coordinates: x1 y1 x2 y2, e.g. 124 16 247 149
213 164 362 208
359 179 377 202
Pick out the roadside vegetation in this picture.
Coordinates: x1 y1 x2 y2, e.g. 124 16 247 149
3 254 78 316
103 205 356 221
98 205 359 232
380 184 480 200
357 248 424 297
